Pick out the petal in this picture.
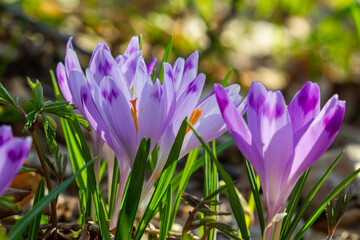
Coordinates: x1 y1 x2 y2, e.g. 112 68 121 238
0 125 13 147
65 38 81 77
162 62 176 123
124 36 140 57
81 86 123 157
291 95 346 179
288 81 320 144
247 81 268 158
133 57 153 101
57 62 72 103
259 91 294 213
121 50 142 86
147 58 157 74
89 42 110 75
0 136 32 196
68 70 87 113
98 77 138 164
181 84 243 157
214 84 262 175
173 57 185 93
93 49 132 100
178 51 199 95
138 80 166 149
172 73 205 131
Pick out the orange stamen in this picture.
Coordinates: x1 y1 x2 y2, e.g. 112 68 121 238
186 108 202 134
130 98 138 134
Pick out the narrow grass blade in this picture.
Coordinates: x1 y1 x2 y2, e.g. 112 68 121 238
158 35 173 83
159 185 173 240
221 68 233 87
109 159 120 219
204 140 218 240
169 147 200 230
28 178 45 240
116 138 151 239
280 168 310 238
294 168 360 240
8 159 95 240
134 119 187 240
244 159 264 235
283 151 344 240
186 121 250 240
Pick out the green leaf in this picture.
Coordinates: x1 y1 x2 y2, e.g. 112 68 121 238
280 169 310 238
109 158 119 219
28 178 45 240
186 120 250 240
158 35 173 83
221 68 233 87
294 168 360 240
116 138 151 239
244 159 265 235
283 151 344 240
0 82 16 107
42 114 58 154
19 166 38 174
169 147 199 231
7 158 95 240
23 110 39 132
159 185 172 240
27 78 43 106
134 119 187 240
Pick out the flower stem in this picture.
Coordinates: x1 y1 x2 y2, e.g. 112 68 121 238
29 129 57 239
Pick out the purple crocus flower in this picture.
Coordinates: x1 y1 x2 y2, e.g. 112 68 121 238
57 36 170 229
142 52 247 197
0 125 32 196
214 81 345 235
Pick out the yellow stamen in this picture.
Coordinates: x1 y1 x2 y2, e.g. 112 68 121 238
130 98 138 134
186 108 202 134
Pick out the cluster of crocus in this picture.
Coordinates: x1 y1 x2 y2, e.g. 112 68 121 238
56 36 244 229
0 125 32 196
215 81 345 237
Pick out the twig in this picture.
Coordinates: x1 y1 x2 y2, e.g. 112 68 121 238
29 128 57 239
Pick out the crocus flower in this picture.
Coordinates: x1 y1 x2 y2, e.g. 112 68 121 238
143 52 247 197
57 36 170 229
215 81 345 236
0 125 32 196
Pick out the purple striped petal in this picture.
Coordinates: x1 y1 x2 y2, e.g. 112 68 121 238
124 36 140 57
138 80 166 149
98 77 137 164
89 42 111 75
147 58 157 74
288 81 320 144
247 81 268 158
178 51 199 95
291 95 345 178
0 136 32 196
0 125 13 147
173 57 185 93
259 91 293 215
214 84 263 175
181 84 243 157
68 70 87 113
133 57 153 101
172 73 205 130
65 38 81 77
56 62 73 103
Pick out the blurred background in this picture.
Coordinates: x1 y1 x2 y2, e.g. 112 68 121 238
0 0 360 239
